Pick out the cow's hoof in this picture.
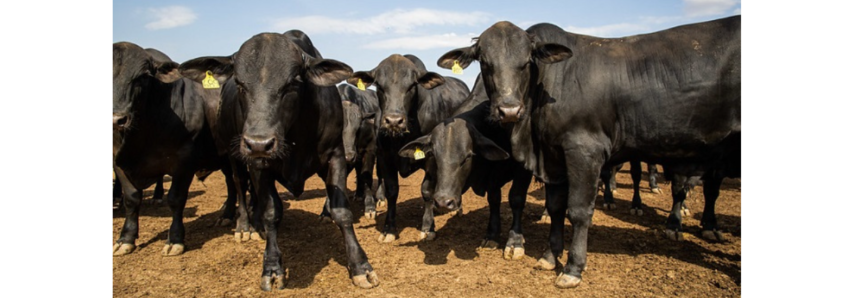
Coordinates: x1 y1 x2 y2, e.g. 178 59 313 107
365 211 377 220
681 207 691 217
503 246 525 260
603 203 617 210
419 231 436 241
352 271 380 289
235 231 252 242
702 230 726 242
554 273 582 289
250 232 263 242
651 188 663 194
161 243 184 256
630 208 644 216
377 233 396 243
113 243 135 256
612 190 618 196
213 218 234 227
260 274 286 291
319 215 333 223
539 214 550 224
535 258 556 271
376 200 386 208
479 239 499 249
664 229 685 241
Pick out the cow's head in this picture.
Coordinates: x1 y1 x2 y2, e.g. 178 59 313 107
438 21 572 123
341 100 376 163
180 33 352 160
399 119 509 210
113 42 180 132
347 54 444 136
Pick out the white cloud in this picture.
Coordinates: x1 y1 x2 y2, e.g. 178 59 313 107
271 8 491 35
362 33 475 50
145 6 197 30
564 23 651 37
683 0 740 17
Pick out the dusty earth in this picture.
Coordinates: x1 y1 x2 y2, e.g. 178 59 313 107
113 163 741 297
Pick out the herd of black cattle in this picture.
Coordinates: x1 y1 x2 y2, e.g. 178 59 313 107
113 15 740 291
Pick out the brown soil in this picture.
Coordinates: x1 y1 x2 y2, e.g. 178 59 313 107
113 163 740 297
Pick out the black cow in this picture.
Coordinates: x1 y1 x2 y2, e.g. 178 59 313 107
347 54 470 243
180 30 378 290
438 16 740 288
399 74 533 260
338 84 383 217
112 42 228 257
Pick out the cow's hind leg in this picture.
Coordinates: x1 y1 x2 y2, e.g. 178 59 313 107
700 175 726 242
664 173 689 241
630 161 644 216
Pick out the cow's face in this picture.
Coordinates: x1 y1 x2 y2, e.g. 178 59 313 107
341 100 375 163
112 42 179 132
399 119 509 210
438 22 572 123
347 55 444 136
180 33 352 161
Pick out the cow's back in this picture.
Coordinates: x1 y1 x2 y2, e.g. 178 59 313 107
415 76 471 134
528 16 740 164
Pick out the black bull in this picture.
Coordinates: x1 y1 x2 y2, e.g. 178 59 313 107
346 54 470 243
180 30 379 291
112 42 237 257
438 15 740 288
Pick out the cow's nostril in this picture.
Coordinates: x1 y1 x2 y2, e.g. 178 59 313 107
445 199 457 210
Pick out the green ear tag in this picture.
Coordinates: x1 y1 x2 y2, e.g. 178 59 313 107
451 61 463 75
414 147 425 160
357 78 366 91
202 71 220 89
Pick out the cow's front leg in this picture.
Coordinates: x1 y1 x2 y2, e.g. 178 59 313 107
114 168 142 256
327 156 380 288
504 171 530 260
256 171 286 291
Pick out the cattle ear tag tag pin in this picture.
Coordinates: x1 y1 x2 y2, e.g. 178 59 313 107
357 79 366 91
202 71 220 89
414 147 425 160
451 61 464 75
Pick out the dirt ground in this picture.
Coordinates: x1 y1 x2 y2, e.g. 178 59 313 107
113 163 740 297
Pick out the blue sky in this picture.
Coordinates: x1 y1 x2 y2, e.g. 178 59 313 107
113 0 741 84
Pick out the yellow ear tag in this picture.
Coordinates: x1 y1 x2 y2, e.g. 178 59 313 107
451 61 464 75
202 71 220 89
357 79 366 91
414 147 425 160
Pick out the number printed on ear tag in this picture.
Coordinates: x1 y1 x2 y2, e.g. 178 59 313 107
414 147 425 160
202 71 220 89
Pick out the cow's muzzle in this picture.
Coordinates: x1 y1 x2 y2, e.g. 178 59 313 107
382 114 408 134
113 113 131 131
434 196 461 211
497 105 523 123
241 135 278 158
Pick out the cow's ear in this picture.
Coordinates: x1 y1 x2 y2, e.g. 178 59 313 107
154 61 181 83
399 135 433 160
305 58 353 86
472 131 509 161
438 45 477 70
532 43 572 64
347 71 375 87
179 56 234 85
417 72 445 89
